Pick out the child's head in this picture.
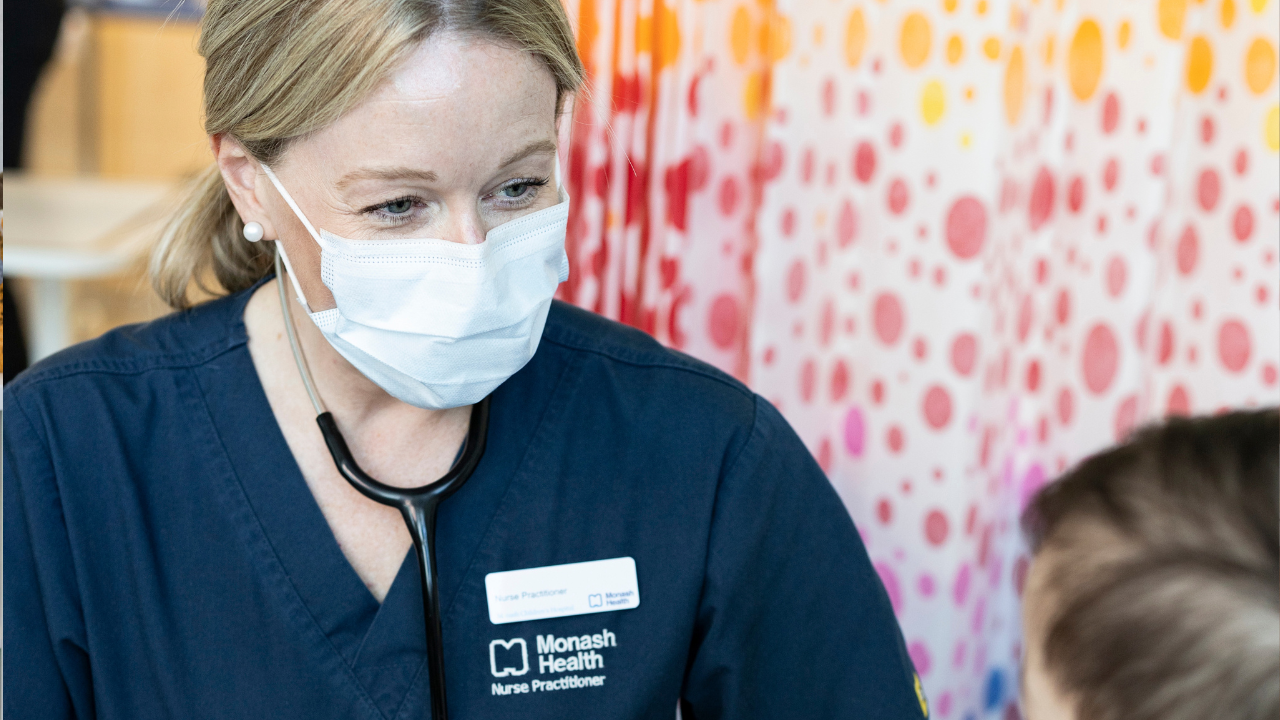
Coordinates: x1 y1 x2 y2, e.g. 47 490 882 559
1020 409 1279 720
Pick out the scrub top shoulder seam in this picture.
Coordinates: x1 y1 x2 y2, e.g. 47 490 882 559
539 327 754 403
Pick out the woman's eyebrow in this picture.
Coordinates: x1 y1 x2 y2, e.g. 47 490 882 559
497 139 557 169
333 140 555 191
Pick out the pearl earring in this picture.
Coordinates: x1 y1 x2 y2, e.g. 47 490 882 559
243 221 264 243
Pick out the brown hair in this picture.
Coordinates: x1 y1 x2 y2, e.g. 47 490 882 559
151 0 584 309
1023 408 1279 720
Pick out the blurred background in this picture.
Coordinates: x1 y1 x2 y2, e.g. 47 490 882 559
5 0 1278 717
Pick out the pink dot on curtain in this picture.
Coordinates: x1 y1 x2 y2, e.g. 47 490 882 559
923 385 953 429
1217 319 1251 372
874 293 905 344
844 406 866 456
950 333 978 375
1029 167 1055 230
945 196 988 259
1082 323 1120 394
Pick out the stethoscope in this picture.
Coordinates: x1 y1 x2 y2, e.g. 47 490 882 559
273 248 488 720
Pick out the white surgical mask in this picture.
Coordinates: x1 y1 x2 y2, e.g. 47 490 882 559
261 162 570 410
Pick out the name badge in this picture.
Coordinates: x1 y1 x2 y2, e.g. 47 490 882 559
485 557 640 625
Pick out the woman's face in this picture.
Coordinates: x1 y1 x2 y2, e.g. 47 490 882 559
221 31 563 311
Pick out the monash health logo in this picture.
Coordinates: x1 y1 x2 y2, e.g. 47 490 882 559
490 638 530 677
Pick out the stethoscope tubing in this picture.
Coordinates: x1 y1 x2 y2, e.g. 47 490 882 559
274 249 489 720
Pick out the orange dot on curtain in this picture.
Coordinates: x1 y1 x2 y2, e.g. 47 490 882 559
1005 46 1025 124
763 10 792 62
731 5 752 65
1221 0 1237 27
1118 21 1131 49
1245 38 1277 94
654 0 681 69
983 37 1001 59
944 0 958 12
1159 0 1187 39
1186 35 1213 93
901 12 932 68
846 9 867 66
947 35 964 64
1068 20 1104 100
743 71 769 119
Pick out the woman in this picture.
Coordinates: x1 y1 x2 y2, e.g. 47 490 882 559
3 1 924 718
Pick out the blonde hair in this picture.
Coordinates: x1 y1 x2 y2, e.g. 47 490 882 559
152 0 584 309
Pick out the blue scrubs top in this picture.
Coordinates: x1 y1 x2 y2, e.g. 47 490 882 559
5 282 925 719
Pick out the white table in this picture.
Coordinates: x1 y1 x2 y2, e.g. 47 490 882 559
5 174 177 361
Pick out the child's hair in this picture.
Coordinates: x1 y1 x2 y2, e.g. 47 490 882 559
1023 408 1279 720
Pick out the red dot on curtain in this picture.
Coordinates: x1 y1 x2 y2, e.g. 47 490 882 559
950 333 978 376
1055 288 1071 325
923 385 953 429
1103 157 1119 191
1082 323 1120 394
912 337 928 361
820 297 836 346
1017 295 1034 343
945 196 987 259
816 437 832 472
889 121 904 148
1029 167 1055 230
1158 321 1175 364
837 199 858 247
887 426 905 453
924 510 950 546
831 360 850 401
1201 115 1215 144
1176 225 1199 275
801 147 816 184
1234 149 1248 175
872 379 885 404
1106 256 1127 296
877 498 893 524
853 141 877 183
1101 92 1120 134
1233 205 1254 241
1262 363 1278 386
781 207 797 236
1166 385 1191 416
822 77 837 116
762 141 785 182
1114 395 1138 442
1217 319 1251 372
1067 176 1085 213
873 293 905 345
800 359 817 402
708 293 740 349
1197 168 1220 211
887 178 910 214
717 176 740 216
1025 360 1041 393
787 259 807 302
1057 387 1074 425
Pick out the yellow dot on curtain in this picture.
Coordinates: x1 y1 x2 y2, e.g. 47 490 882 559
1118 21 1132 48
743 71 769 119
1266 105 1279 150
846 8 868 66
1246 38 1277 93
983 37 1001 58
901 12 932 68
947 35 964 63
944 0 958 11
1005 45 1026 123
1186 35 1213 93
977 0 988 14
922 79 946 124
654 1 681 69
1221 0 1237 26
731 5 752 65
1251 0 1269 11
1068 20 1104 100
1159 0 1187 39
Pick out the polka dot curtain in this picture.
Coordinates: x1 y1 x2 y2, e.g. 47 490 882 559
559 0 1279 716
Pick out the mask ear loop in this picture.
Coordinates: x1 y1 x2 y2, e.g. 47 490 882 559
261 163 320 314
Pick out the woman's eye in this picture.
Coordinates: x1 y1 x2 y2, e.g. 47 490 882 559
383 198 414 215
500 183 531 199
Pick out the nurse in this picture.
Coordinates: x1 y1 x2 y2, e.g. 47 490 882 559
3 0 924 718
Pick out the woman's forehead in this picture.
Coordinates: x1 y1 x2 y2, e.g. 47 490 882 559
294 32 559 179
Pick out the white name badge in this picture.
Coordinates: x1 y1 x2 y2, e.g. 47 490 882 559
485 557 640 625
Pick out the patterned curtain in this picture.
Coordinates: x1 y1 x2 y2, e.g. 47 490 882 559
559 0 1279 716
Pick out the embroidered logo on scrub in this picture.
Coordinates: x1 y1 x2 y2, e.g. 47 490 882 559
489 628 616 696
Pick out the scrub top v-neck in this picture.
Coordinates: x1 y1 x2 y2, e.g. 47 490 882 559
5 281 927 720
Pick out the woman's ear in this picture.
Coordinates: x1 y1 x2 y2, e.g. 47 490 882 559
212 134 280 241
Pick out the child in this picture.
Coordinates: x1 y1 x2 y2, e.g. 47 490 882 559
1020 409 1279 720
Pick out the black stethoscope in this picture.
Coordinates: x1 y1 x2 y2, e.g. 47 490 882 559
274 249 488 720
